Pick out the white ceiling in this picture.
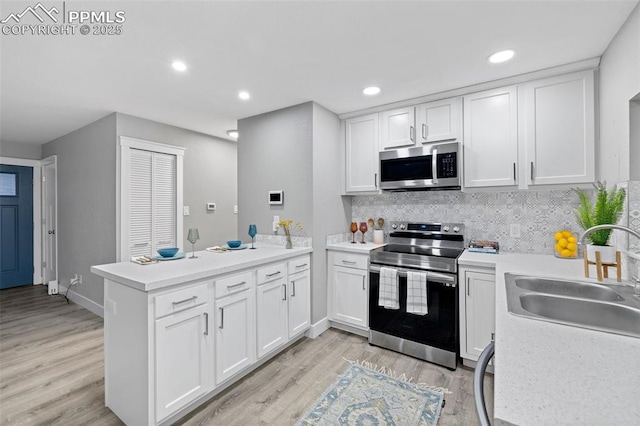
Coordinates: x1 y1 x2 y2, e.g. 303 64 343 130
1 0 638 145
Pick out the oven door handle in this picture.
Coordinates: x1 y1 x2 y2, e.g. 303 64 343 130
369 264 456 286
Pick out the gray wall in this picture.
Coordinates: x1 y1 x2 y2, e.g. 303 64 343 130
311 103 351 321
42 113 118 305
630 98 640 179
0 141 42 160
237 103 313 238
598 1 640 183
116 113 238 250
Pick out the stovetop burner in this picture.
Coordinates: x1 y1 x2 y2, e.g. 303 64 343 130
370 221 466 273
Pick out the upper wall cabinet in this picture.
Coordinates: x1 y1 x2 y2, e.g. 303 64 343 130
345 114 379 194
520 70 595 186
463 86 519 188
378 97 462 151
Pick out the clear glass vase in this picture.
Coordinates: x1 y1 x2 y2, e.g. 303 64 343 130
285 229 293 249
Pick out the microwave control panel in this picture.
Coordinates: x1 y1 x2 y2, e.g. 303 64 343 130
437 153 457 178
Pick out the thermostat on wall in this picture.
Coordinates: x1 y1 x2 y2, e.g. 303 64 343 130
269 190 283 205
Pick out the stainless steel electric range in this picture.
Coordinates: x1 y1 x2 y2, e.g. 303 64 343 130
368 221 465 370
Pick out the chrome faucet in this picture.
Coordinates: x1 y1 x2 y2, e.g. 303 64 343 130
578 224 640 247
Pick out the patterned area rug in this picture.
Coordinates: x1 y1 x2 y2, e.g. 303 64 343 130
296 364 444 426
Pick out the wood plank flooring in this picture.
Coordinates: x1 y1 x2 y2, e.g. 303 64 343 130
0 285 493 426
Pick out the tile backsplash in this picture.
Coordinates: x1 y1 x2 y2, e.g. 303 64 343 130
352 189 586 254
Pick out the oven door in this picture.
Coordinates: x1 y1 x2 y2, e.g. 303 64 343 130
368 264 459 353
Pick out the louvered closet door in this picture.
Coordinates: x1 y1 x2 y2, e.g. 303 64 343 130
152 152 176 251
129 149 153 257
128 149 177 257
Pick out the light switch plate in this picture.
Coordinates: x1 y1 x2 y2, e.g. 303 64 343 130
183 206 190 216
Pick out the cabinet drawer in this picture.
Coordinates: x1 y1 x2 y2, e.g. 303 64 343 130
155 283 208 319
288 256 310 275
333 252 368 270
215 271 254 299
257 263 286 285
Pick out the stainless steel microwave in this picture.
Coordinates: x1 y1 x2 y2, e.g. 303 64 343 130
379 142 461 191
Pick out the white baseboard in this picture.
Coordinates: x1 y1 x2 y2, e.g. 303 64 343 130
58 285 104 318
305 317 329 339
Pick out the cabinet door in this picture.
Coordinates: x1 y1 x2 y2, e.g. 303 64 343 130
464 271 496 358
288 271 310 337
522 70 595 186
155 304 212 421
330 265 368 329
215 290 255 384
463 86 518 188
416 97 462 144
345 114 379 193
379 107 416 150
256 278 288 358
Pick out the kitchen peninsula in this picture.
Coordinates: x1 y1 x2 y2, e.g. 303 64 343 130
91 245 312 426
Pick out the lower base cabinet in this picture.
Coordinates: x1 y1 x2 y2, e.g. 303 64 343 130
459 265 496 363
101 253 311 426
328 250 369 331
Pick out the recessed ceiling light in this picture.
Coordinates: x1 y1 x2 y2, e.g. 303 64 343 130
238 91 251 100
171 60 187 72
488 50 515 64
227 130 239 139
363 86 381 95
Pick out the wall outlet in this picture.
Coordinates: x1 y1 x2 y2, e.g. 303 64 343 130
510 224 521 238
206 202 216 211
233 205 238 214
183 206 190 216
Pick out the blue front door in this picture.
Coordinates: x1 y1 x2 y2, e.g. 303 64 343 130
0 165 34 289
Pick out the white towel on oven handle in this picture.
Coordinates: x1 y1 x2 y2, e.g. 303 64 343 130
406 270 428 315
378 267 399 310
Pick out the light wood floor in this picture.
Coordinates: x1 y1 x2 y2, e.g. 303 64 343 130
0 285 493 426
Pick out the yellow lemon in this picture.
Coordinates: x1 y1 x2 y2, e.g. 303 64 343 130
554 232 564 241
567 242 577 251
560 249 572 257
562 230 572 238
554 243 563 253
568 236 577 243
558 238 568 248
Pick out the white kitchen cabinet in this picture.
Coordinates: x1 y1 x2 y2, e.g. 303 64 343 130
328 251 369 332
463 86 519 188
521 70 595 186
288 268 310 337
459 266 496 363
256 276 288 358
345 114 379 193
214 288 256 384
155 303 212 421
416 97 462 144
379 107 416 150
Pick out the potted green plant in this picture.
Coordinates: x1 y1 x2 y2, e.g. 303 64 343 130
574 181 626 263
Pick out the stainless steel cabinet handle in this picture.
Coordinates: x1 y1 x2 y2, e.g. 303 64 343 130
530 162 534 181
362 275 366 291
133 242 148 247
491 332 495 342
513 162 517 182
342 260 357 265
158 240 172 245
295 263 308 269
172 296 197 306
291 280 296 297
431 148 438 184
409 126 415 142
219 307 224 329
374 173 377 188
467 277 471 296
282 284 287 301
422 123 427 140
266 271 281 278
227 281 246 289
204 312 209 336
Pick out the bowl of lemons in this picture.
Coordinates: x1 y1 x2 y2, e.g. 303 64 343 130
554 230 578 258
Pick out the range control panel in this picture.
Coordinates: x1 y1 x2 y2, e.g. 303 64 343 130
389 221 465 234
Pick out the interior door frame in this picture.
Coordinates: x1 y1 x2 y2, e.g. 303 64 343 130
0 156 42 285
41 155 58 286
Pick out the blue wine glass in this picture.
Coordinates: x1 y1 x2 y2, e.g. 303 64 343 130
248 224 257 249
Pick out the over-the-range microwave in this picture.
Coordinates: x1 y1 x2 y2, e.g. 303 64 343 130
379 142 461 191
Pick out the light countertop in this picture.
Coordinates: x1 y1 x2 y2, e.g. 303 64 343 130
459 251 640 425
91 244 312 292
326 241 385 253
